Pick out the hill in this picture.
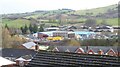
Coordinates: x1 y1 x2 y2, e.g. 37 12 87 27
1 4 118 28
71 4 118 15
2 18 31 28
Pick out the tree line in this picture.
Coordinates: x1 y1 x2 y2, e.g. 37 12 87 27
20 24 44 34
5 23 44 35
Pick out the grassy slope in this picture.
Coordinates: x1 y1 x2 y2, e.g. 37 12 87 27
2 19 30 28
2 4 118 28
96 18 118 26
72 4 117 15
25 10 73 19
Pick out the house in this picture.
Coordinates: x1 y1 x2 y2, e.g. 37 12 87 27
87 49 95 54
67 26 77 31
16 55 32 66
25 50 120 67
83 46 119 56
65 49 70 52
51 46 119 56
52 46 78 53
106 48 117 56
75 47 84 54
52 47 59 52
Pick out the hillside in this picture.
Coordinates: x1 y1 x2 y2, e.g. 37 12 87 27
2 4 118 28
2 18 31 28
71 4 118 15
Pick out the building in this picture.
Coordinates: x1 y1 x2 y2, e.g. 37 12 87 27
53 31 75 38
25 50 120 67
95 26 114 32
15 55 32 67
75 47 84 53
44 27 60 31
0 56 15 67
74 31 96 39
52 46 119 56
22 42 38 50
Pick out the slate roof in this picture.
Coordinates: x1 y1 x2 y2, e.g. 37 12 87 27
55 46 78 52
0 48 37 58
53 46 119 54
87 46 119 54
25 50 120 67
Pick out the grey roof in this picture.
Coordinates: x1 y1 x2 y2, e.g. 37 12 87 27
53 46 119 54
87 46 119 53
0 48 37 58
26 50 120 67
22 42 37 49
55 46 78 52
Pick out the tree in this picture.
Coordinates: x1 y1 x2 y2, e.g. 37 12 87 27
39 25 44 32
29 24 33 33
33 24 38 33
20 27 24 34
5 24 9 30
100 19 109 26
2 28 12 48
84 19 97 27
24 24 28 33
20 25 28 34
2 28 28 48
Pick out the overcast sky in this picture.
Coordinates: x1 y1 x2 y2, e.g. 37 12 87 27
0 0 119 14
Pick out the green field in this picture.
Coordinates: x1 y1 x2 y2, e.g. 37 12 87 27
96 18 118 26
2 4 118 28
2 19 30 28
2 18 118 29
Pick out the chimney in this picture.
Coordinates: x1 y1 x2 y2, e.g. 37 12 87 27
86 46 89 52
35 45 39 51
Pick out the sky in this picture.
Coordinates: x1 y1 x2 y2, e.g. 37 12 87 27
0 0 120 14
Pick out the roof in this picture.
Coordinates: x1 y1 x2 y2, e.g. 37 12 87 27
55 46 78 52
22 42 37 49
0 56 15 66
16 57 31 61
0 48 37 58
26 50 120 67
46 27 59 29
75 47 84 53
52 46 119 54
74 31 95 35
16 57 26 61
39 31 53 36
87 46 119 53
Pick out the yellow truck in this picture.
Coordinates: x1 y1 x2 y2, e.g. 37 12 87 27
47 37 63 41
